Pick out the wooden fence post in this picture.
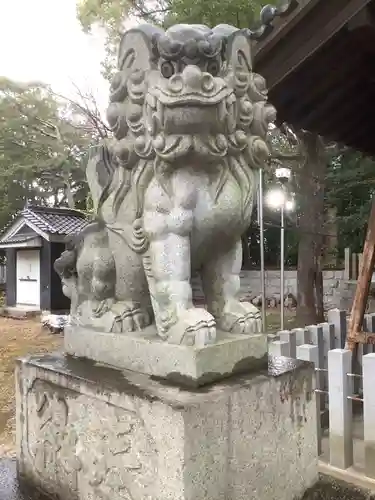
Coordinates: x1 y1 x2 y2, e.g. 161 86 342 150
328 349 353 470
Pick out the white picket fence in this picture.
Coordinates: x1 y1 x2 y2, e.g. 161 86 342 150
269 308 375 479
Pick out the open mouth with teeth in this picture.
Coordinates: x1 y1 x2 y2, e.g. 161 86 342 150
146 90 236 136
151 87 232 107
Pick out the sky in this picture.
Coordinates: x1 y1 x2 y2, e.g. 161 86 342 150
0 0 119 111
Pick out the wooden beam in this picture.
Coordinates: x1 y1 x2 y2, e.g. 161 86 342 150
296 61 375 140
341 111 375 146
334 105 373 144
254 0 320 60
348 5 375 31
273 34 357 119
346 195 375 350
257 0 373 91
289 88 371 145
318 88 373 139
299 63 365 131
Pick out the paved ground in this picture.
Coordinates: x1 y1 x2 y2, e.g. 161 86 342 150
0 317 62 455
0 459 49 500
303 474 375 499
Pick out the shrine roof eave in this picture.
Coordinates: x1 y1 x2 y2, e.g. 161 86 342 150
253 0 375 156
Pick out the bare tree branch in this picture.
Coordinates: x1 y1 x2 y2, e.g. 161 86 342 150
50 87 110 140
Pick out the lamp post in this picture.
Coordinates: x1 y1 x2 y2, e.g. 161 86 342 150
265 167 294 330
257 169 266 331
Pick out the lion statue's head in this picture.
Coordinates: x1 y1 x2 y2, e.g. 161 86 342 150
89 23 276 253
106 23 275 168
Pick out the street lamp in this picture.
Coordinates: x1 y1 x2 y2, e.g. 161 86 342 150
257 169 267 332
266 166 294 330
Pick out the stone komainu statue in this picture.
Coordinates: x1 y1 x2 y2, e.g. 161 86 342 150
54 23 276 346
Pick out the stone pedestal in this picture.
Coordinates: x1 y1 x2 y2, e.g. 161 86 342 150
64 326 267 387
16 354 318 500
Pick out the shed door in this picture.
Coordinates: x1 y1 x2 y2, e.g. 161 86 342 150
16 249 40 307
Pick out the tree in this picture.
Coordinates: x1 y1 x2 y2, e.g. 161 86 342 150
269 126 356 324
77 0 361 325
164 0 262 28
325 150 375 257
76 0 263 79
77 0 171 79
0 78 102 227
293 132 327 325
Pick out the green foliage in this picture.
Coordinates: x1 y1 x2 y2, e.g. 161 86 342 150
77 0 131 80
79 0 373 274
76 0 264 79
165 0 262 28
77 0 130 32
325 151 375 256
0 78 100 228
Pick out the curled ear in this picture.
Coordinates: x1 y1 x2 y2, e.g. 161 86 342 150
118 24 164 73
108 24 164 138
226 30 252 73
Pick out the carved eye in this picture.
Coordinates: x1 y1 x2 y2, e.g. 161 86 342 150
160 61 175 79
207 60 220 76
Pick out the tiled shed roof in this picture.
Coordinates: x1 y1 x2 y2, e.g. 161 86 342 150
21 205 88 235
5 234 39 244
0 205 88 244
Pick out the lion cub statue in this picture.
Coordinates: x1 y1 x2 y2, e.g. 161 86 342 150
55 23 276 346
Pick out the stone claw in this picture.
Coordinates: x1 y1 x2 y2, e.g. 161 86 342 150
92 298 115 317
216 300 263 335
167 308 217 346
110 302 152 333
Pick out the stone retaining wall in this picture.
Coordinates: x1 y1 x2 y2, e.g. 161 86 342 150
192 269 345 308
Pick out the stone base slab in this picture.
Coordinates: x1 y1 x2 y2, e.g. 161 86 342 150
64 325 267 387
16 353 318 500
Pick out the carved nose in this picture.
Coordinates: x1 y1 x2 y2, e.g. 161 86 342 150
182 65 214 92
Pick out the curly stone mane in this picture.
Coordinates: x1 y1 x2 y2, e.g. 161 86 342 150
96 23 275 254
54 222 103 279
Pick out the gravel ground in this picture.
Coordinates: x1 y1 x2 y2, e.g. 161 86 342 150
0 318 62 457
302 474 375 499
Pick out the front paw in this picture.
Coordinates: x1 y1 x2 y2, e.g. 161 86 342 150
167 308 216 347
91 298 115 317
217 300 262 334
111 301 152 333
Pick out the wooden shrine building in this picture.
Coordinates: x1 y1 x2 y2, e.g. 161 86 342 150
254 0 375 156
254 0 375 346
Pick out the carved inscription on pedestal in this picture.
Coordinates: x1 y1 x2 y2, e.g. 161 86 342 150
25 379 157 499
